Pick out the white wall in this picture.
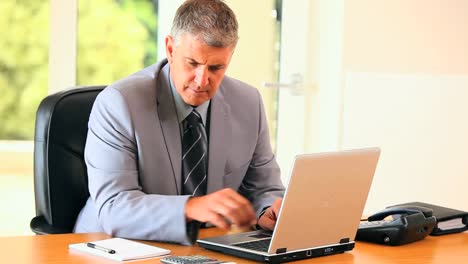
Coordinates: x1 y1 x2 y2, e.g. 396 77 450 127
311 0 468 214
157 0 184 61
48 0 77 93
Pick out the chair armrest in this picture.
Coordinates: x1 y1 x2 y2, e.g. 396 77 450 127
30 216 72 235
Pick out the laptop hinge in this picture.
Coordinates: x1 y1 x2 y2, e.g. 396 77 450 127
339 238 350 244
275 248 287 254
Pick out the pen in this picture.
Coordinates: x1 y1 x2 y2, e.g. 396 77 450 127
86 242 116 254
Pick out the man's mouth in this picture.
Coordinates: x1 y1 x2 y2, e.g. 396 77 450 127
186 85 207 94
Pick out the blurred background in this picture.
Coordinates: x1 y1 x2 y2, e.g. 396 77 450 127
0 0 160 236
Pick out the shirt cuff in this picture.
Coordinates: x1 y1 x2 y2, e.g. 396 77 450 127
255 206 270 230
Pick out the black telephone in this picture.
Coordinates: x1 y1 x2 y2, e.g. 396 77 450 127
356 205 437 246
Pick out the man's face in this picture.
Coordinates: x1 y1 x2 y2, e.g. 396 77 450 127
165 34 234 106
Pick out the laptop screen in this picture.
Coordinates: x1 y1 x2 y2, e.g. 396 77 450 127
268 148 380 253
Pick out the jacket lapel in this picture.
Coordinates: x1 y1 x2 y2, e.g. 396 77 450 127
207 87 230 193
156 63 183 194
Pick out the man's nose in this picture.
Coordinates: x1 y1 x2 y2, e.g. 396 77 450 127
194 67 209 87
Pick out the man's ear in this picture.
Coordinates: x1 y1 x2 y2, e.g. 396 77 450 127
165 35 175 64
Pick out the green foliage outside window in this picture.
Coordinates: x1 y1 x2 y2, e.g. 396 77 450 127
0 0 158 140
0 1 49 140
77 0 158 85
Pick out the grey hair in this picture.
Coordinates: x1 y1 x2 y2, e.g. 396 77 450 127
171 0 238 48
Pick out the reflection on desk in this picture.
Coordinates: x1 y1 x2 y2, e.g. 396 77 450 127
0 228 467 264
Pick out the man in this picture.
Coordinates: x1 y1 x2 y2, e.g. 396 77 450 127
74 0 284 245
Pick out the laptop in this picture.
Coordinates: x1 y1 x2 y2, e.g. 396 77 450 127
197 148 381 263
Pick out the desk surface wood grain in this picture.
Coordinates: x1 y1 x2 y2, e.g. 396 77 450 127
1 228 467 264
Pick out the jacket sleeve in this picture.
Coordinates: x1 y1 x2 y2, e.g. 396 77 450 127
84 87 194 245
238 89 285 216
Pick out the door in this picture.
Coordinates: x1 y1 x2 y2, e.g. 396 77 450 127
227 1 317 184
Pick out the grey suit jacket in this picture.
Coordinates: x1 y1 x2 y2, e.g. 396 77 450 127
73 59 285 245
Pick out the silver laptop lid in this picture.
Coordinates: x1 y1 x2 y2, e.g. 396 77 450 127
268 147 380 254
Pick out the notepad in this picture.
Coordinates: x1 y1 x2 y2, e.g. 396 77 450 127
69 238 171 261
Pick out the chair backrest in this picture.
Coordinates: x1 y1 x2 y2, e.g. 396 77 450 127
31 85 105 234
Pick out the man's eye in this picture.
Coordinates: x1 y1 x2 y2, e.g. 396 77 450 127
188 61 198 67
208 66 223 72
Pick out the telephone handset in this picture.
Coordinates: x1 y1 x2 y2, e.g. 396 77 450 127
356 205 437 245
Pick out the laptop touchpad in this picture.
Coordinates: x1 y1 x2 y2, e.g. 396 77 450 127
249 232 272 239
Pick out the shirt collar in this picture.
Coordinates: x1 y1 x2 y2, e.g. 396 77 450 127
168 68 210 126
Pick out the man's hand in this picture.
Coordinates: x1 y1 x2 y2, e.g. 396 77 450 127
257 198 282 230
185 188 256 230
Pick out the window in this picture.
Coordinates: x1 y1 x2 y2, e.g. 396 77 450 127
0 0 159 236
0 1 50 236
77 0 158 85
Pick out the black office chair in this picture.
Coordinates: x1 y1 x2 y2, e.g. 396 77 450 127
30 85 105 234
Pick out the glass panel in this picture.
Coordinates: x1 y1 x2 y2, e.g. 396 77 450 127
225 0 281 152
0 1 50 235
0 2 49 140
77 0 158 85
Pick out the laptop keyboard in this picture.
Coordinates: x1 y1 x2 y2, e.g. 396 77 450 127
232 239 271 252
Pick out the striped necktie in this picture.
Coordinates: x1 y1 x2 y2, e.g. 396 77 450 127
182 110 208 196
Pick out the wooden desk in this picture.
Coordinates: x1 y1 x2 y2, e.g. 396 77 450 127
1 228 467 263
